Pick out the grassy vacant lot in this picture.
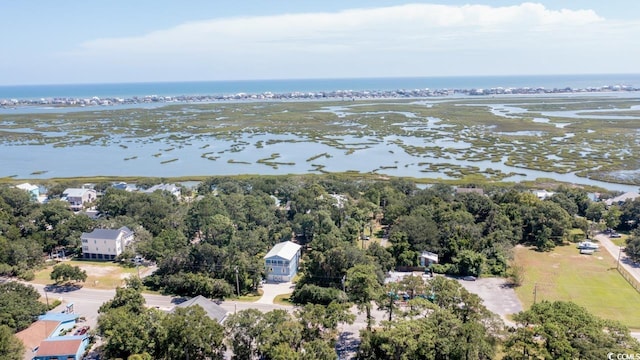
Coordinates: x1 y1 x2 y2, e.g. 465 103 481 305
514 244 640 329
34 259 138 289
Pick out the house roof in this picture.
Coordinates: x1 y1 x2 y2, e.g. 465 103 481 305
456 187 484 195
81 226 132 241
264 241 301 261
605 192 640 206
420 251 439 263
16 183 38 191
15 320 61 351
144 183 179 194
38 313 78 323
62 188 92 197
35 336 85 356
175 295 227 323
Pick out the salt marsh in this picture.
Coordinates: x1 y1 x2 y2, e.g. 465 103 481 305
2 95 640 191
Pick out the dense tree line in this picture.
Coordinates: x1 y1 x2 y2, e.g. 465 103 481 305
5 176 640 358
97 280 225 359
0 177 615 297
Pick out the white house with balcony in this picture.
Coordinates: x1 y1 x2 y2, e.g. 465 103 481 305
264 241 302 282
81 226 134 260
61 188 96 211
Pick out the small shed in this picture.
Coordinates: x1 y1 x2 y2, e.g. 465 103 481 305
419 251 439 267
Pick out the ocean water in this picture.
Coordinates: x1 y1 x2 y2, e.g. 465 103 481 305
1 74 639 100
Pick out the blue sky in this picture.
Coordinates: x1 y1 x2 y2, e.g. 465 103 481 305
1 1 639 85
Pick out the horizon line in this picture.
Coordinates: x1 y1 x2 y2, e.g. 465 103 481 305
2 72 640 88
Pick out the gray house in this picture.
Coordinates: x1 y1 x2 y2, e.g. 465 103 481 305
81 226 134 260
174 295 227 323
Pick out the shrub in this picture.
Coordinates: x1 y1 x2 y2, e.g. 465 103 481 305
290 284 348 305
17 269 35 281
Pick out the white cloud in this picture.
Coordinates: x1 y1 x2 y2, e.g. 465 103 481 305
60 2 639 81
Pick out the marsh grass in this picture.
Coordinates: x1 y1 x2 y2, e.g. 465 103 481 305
4 96 640 185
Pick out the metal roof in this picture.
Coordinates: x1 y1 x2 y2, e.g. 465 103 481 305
264 241 301 261
62 188 92 197
80 226 132 241
175 295 227 323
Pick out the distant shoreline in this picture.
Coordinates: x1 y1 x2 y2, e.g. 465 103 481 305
2 74 640 105
1 82 638 109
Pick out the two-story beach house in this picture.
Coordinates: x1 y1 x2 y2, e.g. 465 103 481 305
264 241 302 282
81 226 134 260
61 188 96 211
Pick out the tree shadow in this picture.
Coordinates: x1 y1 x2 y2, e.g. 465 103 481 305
170 296 189 304
335 331 360 360
44 283 82 293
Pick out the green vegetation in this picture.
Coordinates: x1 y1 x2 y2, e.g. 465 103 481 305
97 285 225 359
3 97 640 184
505 300 640 359
159 158 178 164
514 245 640 328
272 293 293 306
0 282 48 332
50 263 88 283
0 325 24 360
4 173 640 357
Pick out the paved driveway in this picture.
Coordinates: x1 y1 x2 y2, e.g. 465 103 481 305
256 281 295 304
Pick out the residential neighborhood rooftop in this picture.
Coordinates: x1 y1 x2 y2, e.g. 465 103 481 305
34 336 85 357
15 320 61 352
175 295 227 323
81 226 132 240
62 188 92 197
605 192 640 206
264 241 302 261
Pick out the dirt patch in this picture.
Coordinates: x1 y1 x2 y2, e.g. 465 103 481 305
77 265 117 277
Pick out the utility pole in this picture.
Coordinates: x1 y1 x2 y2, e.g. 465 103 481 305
44 288 49 308
533 283 537 304
234 266 240 297
388 292 394 321
341 275 346 292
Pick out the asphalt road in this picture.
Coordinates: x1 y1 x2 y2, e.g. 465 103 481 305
27 281 389 360
593 233 640 282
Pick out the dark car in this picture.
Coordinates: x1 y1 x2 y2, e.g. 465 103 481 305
462 275 477 281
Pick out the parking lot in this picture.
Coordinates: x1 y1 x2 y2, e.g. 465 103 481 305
456 277 522 326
